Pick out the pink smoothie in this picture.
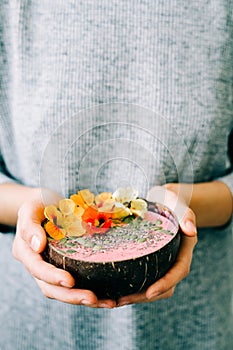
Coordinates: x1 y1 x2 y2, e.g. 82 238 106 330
49 211 178 263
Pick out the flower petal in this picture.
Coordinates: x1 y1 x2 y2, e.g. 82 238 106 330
130 199 148 217
113 202 132 219
56 210 66 227
59 199 75 216
44 221 66 240
63 213 80 226
79 189 95 206
70 193 87 209
97 200 115 213
74 206 85 218
44 205 59 222
82 206 99 222
95 192 113 205
65 220 86 237
112 187 138 204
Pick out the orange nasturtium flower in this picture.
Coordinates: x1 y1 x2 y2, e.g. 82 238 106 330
44 221 66 240
82 206 113 232
70 189 95 209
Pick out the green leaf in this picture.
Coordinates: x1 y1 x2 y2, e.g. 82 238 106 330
66 249 77 254
59 238 67 244
155 219 163 225
65 242 76 247
160 229 174 235
93 245 102 251
138 237 147 243
123 216 134 224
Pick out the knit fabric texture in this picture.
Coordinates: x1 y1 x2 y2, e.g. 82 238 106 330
0 1 232 349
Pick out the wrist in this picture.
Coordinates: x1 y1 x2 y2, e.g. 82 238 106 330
164 181 233 227
163 183 193 208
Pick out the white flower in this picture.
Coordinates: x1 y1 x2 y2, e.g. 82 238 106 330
112 187 138 204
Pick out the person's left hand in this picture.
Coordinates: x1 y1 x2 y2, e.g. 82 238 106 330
117 185 197 306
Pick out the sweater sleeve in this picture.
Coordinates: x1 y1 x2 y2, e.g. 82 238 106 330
0 5 15 186
0 151 15 185
216 128 233 195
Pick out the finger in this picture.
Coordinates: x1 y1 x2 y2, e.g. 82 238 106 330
118 235 197 305
12 235 75 287
12 235 116 308
96 299 117 308
36 279 117 308
117 291 147 306
36 279 99 306
179 207 197 237
146 235 197 300
117 287 176 306
17 202 47 253
147 186 197 237
13 235 117 308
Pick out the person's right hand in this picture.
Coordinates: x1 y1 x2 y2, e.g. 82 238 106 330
12 189 116 308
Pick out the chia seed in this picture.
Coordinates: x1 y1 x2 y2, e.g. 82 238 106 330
51 217 175 256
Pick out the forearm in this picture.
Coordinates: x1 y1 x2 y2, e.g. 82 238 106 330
0 183 40 226
165 181 233 228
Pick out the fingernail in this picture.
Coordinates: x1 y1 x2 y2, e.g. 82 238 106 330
98 302 112 308
117 301 131 307
60 281 73 288
185 220 197 234
147 291 160 300
81 299 93 306
117 299 132 307
31 235 41 252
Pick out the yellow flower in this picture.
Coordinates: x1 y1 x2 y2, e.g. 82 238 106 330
59 198 75 215
95 192 113 205
61 213 86 237
98 200 115 213
130 199 147 218
43 188 148 240
44 199 86 239
44 205 60 222
113 202 132 219
74 206 85 218
70 189 95 209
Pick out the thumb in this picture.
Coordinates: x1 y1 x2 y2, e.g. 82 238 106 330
147 185 197 237
179 207 197 237
16 200 47 253
30 225 47 253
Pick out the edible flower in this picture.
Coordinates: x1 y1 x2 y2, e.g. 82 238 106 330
44 199 85 240
112 187 138 204
70 189 95 209
130 199 148 217
82 206 113 234
43 187 148 239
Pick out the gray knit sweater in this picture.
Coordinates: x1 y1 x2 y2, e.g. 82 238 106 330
0 1 232 349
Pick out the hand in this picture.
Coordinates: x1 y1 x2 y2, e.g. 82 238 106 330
117 185 197 306
12 189 116 308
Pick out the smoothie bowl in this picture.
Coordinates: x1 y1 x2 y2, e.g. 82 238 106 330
43 188 181 300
